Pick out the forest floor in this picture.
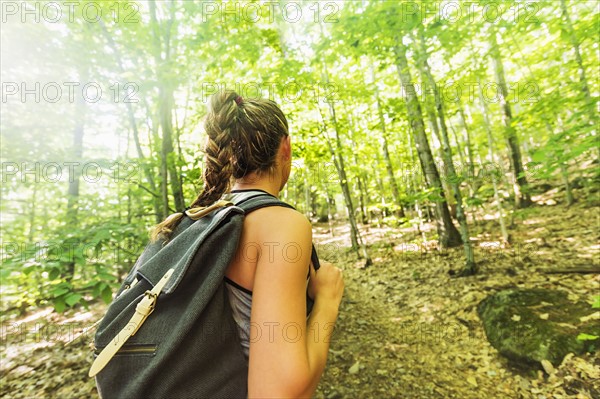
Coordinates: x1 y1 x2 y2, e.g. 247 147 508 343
1 187 598 398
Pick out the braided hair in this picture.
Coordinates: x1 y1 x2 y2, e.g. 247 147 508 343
150 90 289 241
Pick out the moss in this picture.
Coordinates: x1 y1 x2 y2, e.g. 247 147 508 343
478 288 599 367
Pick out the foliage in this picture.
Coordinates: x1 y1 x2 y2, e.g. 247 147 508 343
1 0 598 311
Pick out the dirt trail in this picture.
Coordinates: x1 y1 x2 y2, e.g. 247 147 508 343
314 199 599 399
313 229 516 398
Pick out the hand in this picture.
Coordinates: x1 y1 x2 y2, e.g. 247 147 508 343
308 261 344 311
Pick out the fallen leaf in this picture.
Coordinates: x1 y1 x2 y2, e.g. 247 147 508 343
579 311 600 322
541 359 555 375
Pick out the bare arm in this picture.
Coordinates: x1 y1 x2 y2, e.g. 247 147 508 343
247 207 343 398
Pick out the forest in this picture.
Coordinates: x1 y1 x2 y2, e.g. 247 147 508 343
1 1 598 398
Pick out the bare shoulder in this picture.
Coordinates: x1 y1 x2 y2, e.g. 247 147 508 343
245 205 312 241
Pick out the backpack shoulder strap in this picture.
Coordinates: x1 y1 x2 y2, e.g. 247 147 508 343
232 191 294 213
225 190 320 271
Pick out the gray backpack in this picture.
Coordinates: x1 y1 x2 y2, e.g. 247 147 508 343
89 190 319 398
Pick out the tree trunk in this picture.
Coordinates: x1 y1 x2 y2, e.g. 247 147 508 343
324 182 335 237
549 119 575 206
371 63 405 218
346 110 369 224
356 171 368 224
64 82 86 281
422 87 454 215
560 0 596 124
373 151 388 228
478 78 510 243
561 163 574 206
448 119 466 169
28 184 37 242
415 26 476 274
149 0 183 215
488 25 532 208
394 38 462 248
457 104 477 193
98 19 163 222
159 87 185 213
304 174 312 218
320 102 371 265
323 126 356 249
406 125 426 242
350 137 368 225
317 23 371 265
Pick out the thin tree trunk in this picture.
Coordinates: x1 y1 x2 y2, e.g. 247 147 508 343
561 163 574 206
425 97 455 216
149 0 184 215
28 184 37 242
550 119 575 206
560 0 596 124
324 182 335 237
159 88 185 212
406 126 425 241
159 134 170 217
98 19 162 222
442 55 476 193
356 171 368 224
351 140 368 225
371 63 405 218
64 80 86 281
317 23 371 265
304 174 312 218
373 151 388 228
415 25 476 274
394 38 462 248
478 78 509 243
415 49 453 207
458 104 477 193
488 25 532 208
448 117 473 222
508 26 584 202
319 103 371 266
321 122 356 249
346 110 369 224
448 119 466 168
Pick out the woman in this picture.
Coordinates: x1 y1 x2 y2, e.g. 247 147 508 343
153 90 344 397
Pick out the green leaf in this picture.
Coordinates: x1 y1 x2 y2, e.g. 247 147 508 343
92 229 112 243
54 297 66 313
577 333 599 341
65 293 82 307
22 264 38 275
93 282 107 297
593 296 600 309
101 286 113 304
48 267 60 281
98 272 118 281
51 286 70 297
81 280 98 289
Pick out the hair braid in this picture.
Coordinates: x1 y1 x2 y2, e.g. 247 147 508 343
192 128 234 207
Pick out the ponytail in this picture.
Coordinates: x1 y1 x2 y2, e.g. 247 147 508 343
150 89 288 242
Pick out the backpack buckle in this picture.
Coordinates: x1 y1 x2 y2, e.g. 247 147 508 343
89 269 174 377
131 290 157 336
